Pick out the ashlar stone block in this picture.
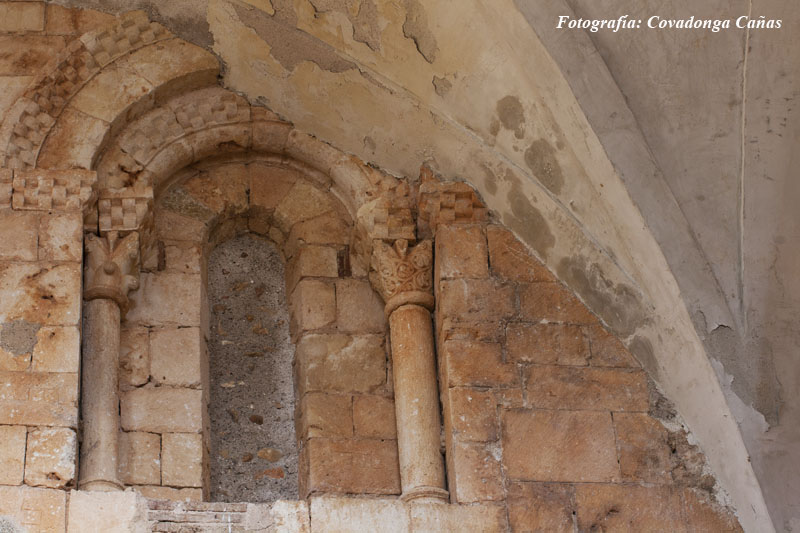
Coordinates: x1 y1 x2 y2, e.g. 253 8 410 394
24 427 76 489
289 280 336 338
119 431 161 486
0 425 26 485
149 327 202 387
435 225 489 279
501 409 620 483
120 388 203 433
162 432 203 488
0 485 66 533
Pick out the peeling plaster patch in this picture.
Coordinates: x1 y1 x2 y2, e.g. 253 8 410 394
496 95 525 139
710 357 770 435
629 335 658 380
0 320 41 356
401 0 438 63
707 325 781 425
556 255 647 338
152 0 213 48
309 0 381 51
432 75 452 97
232 3 355 73
524 139 564 195
505 182 555 259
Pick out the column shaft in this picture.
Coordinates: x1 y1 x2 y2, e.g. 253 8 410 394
79 298 123 491
390 304 447 502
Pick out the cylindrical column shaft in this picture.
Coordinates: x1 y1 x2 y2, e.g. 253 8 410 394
390 304 448 503
79 298 123 491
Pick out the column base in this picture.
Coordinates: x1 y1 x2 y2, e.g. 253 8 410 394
79 477 124 492
401 486 449 504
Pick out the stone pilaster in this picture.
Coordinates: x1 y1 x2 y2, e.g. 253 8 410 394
372 239 448 503
80 231 140 491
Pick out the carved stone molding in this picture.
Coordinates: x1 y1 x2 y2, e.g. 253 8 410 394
2 12 171 169
84 231 141 312
0 169 11 208
417 167 488 238
98 185 153 233
11 169 96 212
371 239 434 315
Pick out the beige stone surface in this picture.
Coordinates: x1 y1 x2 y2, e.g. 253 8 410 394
0 2 45 32
162 241 202 273
0 262 81 326
442 340 517 388
450 440 504 503
506 322 589 366
335 279 385 334
435 225 489 279
353 394 396 439
0 35 66 76
70 65 154 124
445 387 497 442
273 180 334 233
0 76 31 121
38 213 82 262
250 164 299 210
507 482 576 533
162 432 203 488
298 392 353 439
120 388 203 433
409 502 507 532
524 366 649 412
519 282 597 324
0 211 37 261
286 213 351 257
295 334 386 395
149 327 203 387
502 409 620 482
290 280 336 337
486 225 555 283
682 488 743 532
614 412 672 483
154 208 208 243
126 272 203 327
270 500 310 533
119 326 150 388
438 279 515 323
586 324 640 368
285 245 339 293
32 326 80 373
132 485 202 501
0 485 66 532
575 483 685 533
119 431 161 486
0 371 78 426
35 106 110 170
24 427 76 489
302 439 400 496
66 489 149 533
0 424 26 485
308 496 408 533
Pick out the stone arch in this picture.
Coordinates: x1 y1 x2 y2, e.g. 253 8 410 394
118 153 397 500
0 11 219 171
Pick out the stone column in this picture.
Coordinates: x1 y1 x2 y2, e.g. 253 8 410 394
372 239 448 503
79 231 140 491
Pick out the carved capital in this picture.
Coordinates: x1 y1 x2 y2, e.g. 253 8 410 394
84 231 140 311
371 239 434 315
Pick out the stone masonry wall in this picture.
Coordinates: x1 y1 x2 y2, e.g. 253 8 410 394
434 222 743 532
0 168 87 531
